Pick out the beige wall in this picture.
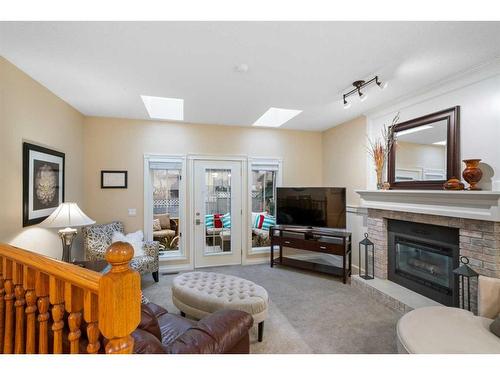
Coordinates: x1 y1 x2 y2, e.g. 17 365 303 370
83 116 323 265
322 116 367 206
0 57 85 259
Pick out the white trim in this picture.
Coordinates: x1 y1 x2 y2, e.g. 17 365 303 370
143 153 187 259
357 189 500 221
159 252 186 261
159 263 194 274
247 157 283 256
242 257 269 266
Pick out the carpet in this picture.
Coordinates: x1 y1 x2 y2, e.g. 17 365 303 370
141 264 402 354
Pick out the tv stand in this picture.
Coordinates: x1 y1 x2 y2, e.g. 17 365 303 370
269 225 352 283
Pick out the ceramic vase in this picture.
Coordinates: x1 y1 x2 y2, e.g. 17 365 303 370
462 159 483 190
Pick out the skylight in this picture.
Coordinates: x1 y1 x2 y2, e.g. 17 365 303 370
396 125 433 137
141 95 184 121
253 107 302 128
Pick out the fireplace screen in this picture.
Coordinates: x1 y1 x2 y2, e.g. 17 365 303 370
395 239 453 291
388 219 459 306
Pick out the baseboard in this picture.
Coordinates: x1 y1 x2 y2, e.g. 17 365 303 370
159 263 194 274
242 257 269 266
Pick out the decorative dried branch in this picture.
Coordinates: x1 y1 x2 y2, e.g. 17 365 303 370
366 112 400 176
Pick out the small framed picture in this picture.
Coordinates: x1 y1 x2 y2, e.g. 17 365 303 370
101 170 128 189
23 142 65 227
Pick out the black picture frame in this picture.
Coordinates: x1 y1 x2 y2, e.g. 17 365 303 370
101 170 128 189
23 142 65 227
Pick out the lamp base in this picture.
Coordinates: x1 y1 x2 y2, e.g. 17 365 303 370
59 227 78 263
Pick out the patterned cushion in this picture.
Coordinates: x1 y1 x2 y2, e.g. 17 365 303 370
205 214 214 228
153 218 162 231
82 221 124 260
253 214 265 229
221 212 231 228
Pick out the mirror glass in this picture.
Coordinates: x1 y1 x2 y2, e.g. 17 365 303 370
394 119 448 182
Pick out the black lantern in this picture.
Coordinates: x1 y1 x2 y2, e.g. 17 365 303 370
359 233 374 280
453 256 479 311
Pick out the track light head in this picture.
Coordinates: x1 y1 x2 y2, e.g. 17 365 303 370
358 90 367 102
377 80 388 90
343 97 351 109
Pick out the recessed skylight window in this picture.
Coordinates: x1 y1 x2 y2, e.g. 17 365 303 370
141 95 184 121
397 125 433 137
253 107 302 128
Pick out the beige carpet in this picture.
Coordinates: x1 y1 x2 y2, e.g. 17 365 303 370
142 264 402 354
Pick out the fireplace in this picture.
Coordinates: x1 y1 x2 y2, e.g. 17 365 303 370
388 219 459 306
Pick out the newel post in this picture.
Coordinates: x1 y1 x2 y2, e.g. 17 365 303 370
98 242 141 354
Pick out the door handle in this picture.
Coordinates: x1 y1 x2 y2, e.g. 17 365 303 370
195 219 201 225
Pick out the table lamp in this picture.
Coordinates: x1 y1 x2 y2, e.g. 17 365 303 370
41 202 95 262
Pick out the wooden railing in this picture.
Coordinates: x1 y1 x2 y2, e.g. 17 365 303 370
0 241 141 354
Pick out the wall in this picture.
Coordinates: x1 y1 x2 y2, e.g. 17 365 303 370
367 71 500 190
322 116 367 206
83 116 323 267
0 57 85 259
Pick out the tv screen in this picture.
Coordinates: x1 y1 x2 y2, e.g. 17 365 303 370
276 187 346 229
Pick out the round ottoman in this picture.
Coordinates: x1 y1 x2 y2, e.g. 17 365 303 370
397 306 500 354
172 271 269 342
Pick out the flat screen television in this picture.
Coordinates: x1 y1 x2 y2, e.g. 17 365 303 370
276 187 346 229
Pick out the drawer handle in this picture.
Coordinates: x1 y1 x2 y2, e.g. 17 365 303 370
320 246 327 250
284 241 291 244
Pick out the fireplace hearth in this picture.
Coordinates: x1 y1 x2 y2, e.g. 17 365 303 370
388 219 459 306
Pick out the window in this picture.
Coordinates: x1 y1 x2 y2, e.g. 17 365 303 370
145 157 185 258
250 160 281 251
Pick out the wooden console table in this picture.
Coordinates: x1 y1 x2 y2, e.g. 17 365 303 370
269 225 352 283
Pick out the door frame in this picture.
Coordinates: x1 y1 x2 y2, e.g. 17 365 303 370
188 154 248 268
143 154 188 261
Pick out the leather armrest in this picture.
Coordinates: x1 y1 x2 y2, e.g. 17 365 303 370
132 329 167 354
166 310 253 354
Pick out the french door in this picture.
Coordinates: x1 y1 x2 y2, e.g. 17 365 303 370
193 160 242 267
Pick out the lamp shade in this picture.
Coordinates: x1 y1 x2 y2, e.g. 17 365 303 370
41 202 95 229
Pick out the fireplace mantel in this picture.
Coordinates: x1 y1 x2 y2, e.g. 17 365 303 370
356 190 500 222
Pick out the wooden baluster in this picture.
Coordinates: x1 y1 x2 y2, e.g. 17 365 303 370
84 291 100 354
23 267 37 354
99 242 141 354
65 283 83 354
3 259 14 354
0 257 5 353
35 271 50 354
49 276 65 354
13 262 26 353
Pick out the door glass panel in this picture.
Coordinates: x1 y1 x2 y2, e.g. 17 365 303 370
204 169 232 255
251 169 276 249
152 168 181 253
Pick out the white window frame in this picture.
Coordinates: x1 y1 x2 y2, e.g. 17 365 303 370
144 154 187 260
247 157 283 255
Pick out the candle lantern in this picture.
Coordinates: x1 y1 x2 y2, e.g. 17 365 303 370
359 233 374 280
453 256 479 311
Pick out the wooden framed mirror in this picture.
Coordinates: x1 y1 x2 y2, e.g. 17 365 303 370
388 106 460 190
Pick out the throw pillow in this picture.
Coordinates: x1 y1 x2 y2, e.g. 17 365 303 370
205 214 214 228
490 315 500 338
254 214 265 229
152 218 162 231
261 214 276 231
252 212 267 228
112 230 145 257
221 212 231 228
154 214 170 229
214 213 223 228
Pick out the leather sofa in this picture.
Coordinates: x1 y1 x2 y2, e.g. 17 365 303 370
132 302 254 354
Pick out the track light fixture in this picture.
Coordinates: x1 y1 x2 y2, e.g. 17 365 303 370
343 76 387 109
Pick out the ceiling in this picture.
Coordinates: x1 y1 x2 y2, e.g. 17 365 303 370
2 21 500 131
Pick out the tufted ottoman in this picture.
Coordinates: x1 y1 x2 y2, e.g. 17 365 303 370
172 271 269 342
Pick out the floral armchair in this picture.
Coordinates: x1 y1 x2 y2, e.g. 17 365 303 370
82 221 160 282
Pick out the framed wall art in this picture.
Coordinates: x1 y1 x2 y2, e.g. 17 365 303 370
23 142 65 227
101 170 128 189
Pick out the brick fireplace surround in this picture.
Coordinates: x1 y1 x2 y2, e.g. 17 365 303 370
355 190 500 314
